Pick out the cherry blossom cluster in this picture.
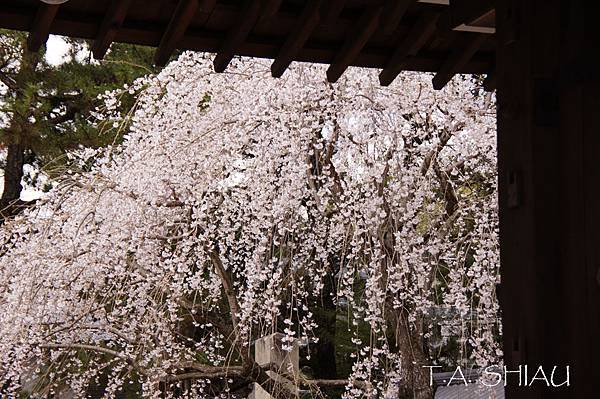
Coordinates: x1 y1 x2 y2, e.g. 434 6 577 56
0 53 499 398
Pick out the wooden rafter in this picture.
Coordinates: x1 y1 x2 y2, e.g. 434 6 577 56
213 0 273 73
379 13 440 86
155 0 202 66
323 0 346 23
326 5 382 83
27 3 59 52
1 0 496 79
382 0 414 35
271 0 322 78
440 0 495 34
432 33 487 89
261 0 282 19
91 0 133 59
194 0 217 27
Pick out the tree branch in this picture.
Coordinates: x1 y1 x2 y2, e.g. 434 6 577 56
303 379 370 389
0 71 17 91
432 158 459 216
40 343 138 368
209 250 241 332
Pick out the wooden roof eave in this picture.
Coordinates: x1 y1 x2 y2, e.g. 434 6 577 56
0 0 497 89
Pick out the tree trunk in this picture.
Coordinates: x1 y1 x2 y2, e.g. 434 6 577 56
1 142 25 202
2 40 37 205
394 312 433 399
307 269 338 380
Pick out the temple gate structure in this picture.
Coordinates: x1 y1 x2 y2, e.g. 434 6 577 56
0 0 597 397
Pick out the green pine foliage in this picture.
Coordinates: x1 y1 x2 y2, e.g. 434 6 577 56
0 30 156 195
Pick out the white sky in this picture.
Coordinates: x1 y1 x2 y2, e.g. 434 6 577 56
45 35 70 66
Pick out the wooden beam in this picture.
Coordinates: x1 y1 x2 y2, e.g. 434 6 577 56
454 0 494 27
381 0 414 35
323 0 346 23
439 0 495 33
188 0 217 30
154 0 201 66
453 22 495 34
91 0 133 59
261 0 282 19
432 33 487 89
326 6 382 83
271 0 322 78
213 0 270 73
379 12 440 86
27 3 59 52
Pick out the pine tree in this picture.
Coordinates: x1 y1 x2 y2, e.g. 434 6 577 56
0 30 155 213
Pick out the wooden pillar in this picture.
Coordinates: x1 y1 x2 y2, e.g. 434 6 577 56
496 0 599 397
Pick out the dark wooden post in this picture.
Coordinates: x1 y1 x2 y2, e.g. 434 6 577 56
496 0 599 397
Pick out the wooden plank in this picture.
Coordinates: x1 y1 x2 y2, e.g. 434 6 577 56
213 0 266 73
432 33 486 89
27 3 59 52
154 0 200 66
271 0 322 78
381 0 414 35
91 0 133 59
379 12 440 86
326 5 382 83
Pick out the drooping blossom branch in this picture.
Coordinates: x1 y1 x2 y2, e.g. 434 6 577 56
0 54 499 398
